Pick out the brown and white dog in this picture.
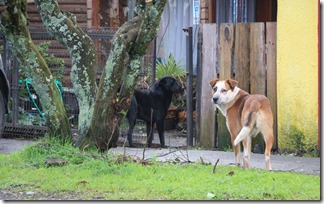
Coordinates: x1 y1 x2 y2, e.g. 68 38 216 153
209 78 274 171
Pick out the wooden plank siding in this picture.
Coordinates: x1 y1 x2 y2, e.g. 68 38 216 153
198 24 218 149
235 23 250 93
266 22 277 150
217 24 235 149
198 22 277 152
26 1 88 27
0 1 88 86
250 23 266 95
249 23 267 151
219 24 235 79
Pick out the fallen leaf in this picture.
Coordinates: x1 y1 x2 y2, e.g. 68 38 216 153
227 170 234 176
78 181 88 185
207 193 216 199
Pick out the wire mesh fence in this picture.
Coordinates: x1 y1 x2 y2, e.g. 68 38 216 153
1 26 153 145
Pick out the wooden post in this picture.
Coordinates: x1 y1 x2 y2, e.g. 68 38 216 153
198 23 217 148
266 22 277 150
250 23 266 151
250 23 266 95
218 23 235 150
219 24 235 80
235 23 250 93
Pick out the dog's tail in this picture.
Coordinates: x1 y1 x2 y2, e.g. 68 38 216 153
233 101 260 146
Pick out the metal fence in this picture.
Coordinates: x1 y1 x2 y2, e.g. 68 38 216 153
1 26 152 144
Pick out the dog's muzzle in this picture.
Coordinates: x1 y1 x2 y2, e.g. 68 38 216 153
180 87 185 95
212 97 218 104
176 86 185 95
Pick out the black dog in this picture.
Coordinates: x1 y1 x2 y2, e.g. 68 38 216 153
126 76 184 148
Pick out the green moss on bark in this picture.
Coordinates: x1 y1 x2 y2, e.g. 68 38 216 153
0 0 71 142
80 0 167 151
34 0 98 139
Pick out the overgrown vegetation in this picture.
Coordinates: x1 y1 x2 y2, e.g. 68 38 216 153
155 54 186 80
0 137 320 200
280 126 318 157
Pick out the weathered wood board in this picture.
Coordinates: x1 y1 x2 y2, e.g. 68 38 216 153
198 23 218 148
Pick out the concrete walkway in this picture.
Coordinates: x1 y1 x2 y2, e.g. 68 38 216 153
117 131 321 176
0 135 320 176
112 147 320 175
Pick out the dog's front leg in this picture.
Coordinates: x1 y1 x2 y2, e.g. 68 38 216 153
227 126 241 166
233 144 241 166
231 135 241 166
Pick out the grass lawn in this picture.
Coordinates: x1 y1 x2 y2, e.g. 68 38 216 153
0 137 320 200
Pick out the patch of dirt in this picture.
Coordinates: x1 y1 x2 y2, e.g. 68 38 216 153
0 186 101 200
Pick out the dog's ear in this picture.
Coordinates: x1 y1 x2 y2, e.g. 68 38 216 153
209 78 219 87
226 79 238 90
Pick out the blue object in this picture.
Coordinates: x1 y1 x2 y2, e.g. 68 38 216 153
23 78 63 118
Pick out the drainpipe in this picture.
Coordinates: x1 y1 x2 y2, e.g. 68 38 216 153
184 27 193 147
151 37 157 86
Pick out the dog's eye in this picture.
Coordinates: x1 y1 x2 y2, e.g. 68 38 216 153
213 87 217 92
221 89 227 93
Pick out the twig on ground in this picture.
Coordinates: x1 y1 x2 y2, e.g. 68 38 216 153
122 135 128 158
212 159 220 173
177 147 191 162
144 149 180 161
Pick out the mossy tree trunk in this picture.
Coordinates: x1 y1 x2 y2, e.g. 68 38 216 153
0 0 72 142
80 0 167 151
34 0 166 151
33 0 98 140
1 0 166 151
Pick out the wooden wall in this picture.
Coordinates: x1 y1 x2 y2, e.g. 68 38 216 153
0 0 88 27
198 22 277 151
197 23 218 148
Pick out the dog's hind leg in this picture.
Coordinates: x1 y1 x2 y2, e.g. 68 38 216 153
126 118 136 147
146 121 154 147
242 136 251 169
260 124 274 171
156 120 165 148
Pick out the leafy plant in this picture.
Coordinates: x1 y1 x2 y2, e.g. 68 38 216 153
156 54 186 80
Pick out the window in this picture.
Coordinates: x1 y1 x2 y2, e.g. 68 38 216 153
213 0 277 24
